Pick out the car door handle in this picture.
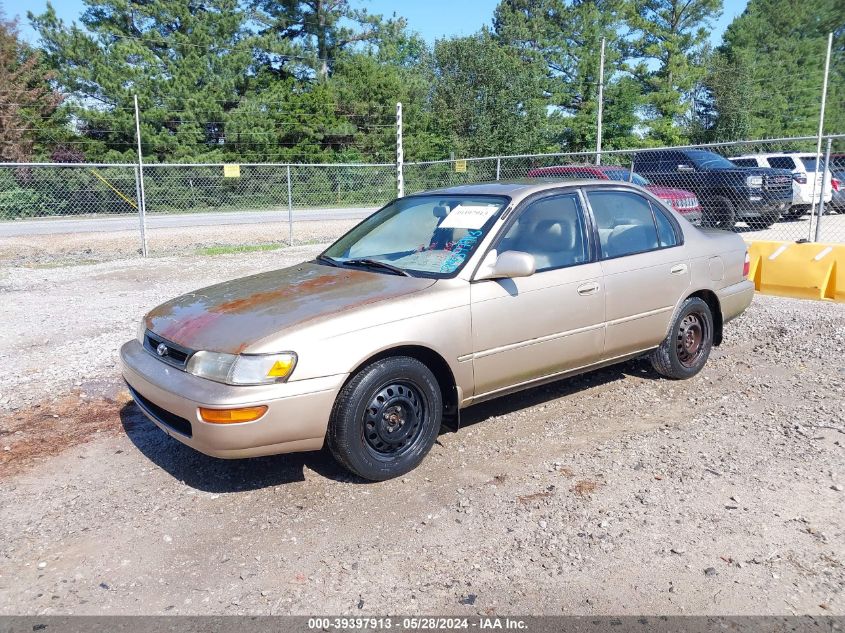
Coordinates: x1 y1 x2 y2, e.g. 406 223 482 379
577 282 601 296
670 264 688 275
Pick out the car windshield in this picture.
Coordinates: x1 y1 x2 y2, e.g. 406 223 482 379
321 194 510 278
603 169 650 186
684 150 737 170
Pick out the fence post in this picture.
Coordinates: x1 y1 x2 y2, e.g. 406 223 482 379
286 164 294 246
808 32 833 241
813 136 833 243
396 102 404 198
133 94 148 257
595 37 606 166
496 157 501 181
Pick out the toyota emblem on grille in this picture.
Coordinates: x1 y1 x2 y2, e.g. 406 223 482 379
156 343 169 357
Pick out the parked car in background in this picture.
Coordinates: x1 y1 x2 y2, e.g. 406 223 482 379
122 180 754 481
829 154 845 212
728 152 835 218
634 149 792 230
527 164 703 225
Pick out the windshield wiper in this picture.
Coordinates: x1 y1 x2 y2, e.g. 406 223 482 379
316 254 340 267
342 258 413 277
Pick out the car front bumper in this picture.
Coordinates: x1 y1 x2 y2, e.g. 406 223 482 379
734 195 790 220
120 340 346 458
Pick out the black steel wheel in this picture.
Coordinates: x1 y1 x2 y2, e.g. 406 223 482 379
363 381 427 460
327 356 442 481
650 297 714 379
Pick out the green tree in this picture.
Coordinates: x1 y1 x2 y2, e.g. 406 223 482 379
30 0 254 162
712 0 844 138
249 0 408 79
627 0 722 145
494 0 641 151
429 31 550 157
0 7 65 161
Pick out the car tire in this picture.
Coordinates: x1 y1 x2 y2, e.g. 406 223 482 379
703 197 736 229
756 211 780 229
327 356 443 481
649 297 714 380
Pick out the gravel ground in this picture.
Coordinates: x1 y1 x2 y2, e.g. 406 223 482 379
0 249 843 616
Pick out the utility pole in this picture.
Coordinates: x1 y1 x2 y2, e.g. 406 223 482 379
808 32 833 241
595 37 606 166
396 102 404 198
133 94 148 257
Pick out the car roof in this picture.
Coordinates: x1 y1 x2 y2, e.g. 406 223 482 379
418 179 649 202
730 152 814 160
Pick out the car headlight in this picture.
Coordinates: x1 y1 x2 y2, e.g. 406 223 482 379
186 351 297 385
137 318 148 344
746 175 763 188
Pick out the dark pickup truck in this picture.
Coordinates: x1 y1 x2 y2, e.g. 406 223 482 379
633 148 793 229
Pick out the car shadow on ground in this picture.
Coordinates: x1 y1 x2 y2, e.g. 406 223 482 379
119 402 355 492
119 357 658 491
456 357 657 429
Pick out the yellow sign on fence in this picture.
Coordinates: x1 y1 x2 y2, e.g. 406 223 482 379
454 159 467 173
223 164 241 178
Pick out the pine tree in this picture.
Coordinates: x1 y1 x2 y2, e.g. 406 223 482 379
493 0 641 152
627 0 722 145
0 9 63 161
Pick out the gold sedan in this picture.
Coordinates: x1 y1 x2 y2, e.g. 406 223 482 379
121 181 754 480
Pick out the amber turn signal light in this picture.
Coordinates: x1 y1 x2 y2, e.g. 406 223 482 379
198 405 268 424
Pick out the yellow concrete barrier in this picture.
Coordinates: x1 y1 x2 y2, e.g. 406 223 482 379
745 240 844 302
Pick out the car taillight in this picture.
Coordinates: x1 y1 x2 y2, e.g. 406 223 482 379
743 251 750 278
793 172 807 184
833 178 840 192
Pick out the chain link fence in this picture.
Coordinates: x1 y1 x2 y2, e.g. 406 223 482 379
1 135 843 265
0 162 394 263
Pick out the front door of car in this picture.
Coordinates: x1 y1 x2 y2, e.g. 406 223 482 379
585 189 690 357
469 192 605 398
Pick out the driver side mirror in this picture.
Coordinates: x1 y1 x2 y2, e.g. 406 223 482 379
475 250 536 280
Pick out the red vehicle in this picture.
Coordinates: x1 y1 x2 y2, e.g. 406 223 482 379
527 165 703 225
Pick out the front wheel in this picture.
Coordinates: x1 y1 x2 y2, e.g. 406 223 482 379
650 297 714 379
327 356 443 481
703 197 736 230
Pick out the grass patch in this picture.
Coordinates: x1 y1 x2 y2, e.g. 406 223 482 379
194 243 287 256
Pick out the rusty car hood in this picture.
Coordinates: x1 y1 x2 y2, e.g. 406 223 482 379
145 262 436 354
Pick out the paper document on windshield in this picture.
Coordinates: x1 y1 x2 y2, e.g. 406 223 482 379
438 204 500 230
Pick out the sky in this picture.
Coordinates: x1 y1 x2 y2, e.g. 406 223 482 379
12 0 750 48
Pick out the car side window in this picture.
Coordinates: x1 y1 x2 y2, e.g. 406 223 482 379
768 156 796 170
499 194 589 272
653 205 679 247
587 190 662 259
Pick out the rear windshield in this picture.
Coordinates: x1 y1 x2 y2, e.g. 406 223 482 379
602 169 650 186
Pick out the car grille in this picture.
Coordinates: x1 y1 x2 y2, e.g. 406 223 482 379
143 330 193 369
764 175 792 194
127 385 193 438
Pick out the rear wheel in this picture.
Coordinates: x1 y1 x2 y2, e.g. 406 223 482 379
650 297 714 380
327 356 442 481
703 196 736 230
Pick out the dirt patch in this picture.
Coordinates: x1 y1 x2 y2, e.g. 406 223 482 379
0 390 131 478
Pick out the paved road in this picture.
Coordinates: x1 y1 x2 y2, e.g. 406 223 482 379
0 207 379 237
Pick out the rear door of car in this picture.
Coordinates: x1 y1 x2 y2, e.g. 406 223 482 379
469 190 605 397
583 187 690 358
